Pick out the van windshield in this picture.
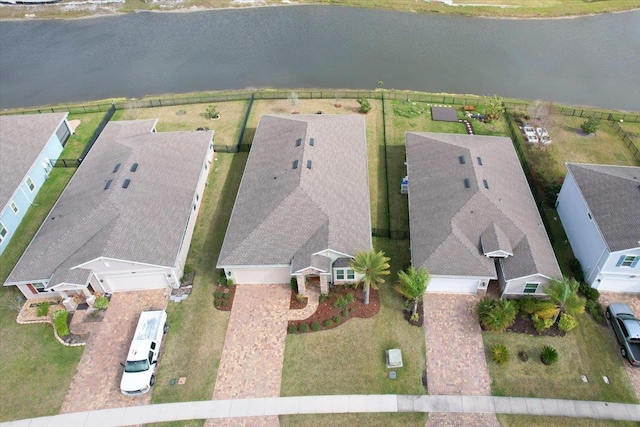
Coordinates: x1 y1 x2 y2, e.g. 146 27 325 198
125 359 149 373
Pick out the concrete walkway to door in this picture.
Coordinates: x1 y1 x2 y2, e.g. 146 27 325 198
206 284 290 427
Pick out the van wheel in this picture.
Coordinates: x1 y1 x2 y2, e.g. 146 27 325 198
605 310 611 320
163 324 169 334
621 348 628 358
150 375 156 387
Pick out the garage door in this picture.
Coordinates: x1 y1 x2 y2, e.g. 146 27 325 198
427 277 480 294
596 278 640 293
232 267 291 285
103 272 170 293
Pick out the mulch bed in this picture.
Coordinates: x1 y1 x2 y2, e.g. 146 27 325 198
289 289 308 310
403 301 424 327
213 285 236 311
288 286 379 333
505 313 565 337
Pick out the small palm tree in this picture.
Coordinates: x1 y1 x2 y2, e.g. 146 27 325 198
394 267 430 317
544 277 586 323
350 249 391 305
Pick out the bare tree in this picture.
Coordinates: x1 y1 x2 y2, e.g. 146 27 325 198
288 92 299 112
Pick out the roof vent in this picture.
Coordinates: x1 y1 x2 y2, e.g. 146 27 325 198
309 138 315 146
293 160 299 169
113 163 121 173
130 163 139 172
464 178 471 188
307 160 312 169
483 179 489 189
477 157 483 165
459 156 466 164
295 138 302 147
122 179 131 189
104 179 113 190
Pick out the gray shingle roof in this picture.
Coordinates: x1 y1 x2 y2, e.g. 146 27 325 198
481 223 513 256
406 133 561 281
217 115 372 272
5 120 213 287
566 163 640 252
0 112 68 209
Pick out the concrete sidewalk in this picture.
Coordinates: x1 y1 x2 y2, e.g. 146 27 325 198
2 395 639 427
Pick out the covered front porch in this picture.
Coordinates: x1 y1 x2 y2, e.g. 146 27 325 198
295 269 329 296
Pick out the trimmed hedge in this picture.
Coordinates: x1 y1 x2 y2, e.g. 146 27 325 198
52 310 70 337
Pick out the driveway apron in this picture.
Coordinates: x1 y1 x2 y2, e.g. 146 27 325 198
423 294 499 427
60 290 168 414
206 284 290 427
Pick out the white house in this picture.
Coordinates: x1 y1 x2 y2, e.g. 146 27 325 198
217 115 372 295
0 113 71 255
405 133 561 296
556 163 640 293
4 120 214 302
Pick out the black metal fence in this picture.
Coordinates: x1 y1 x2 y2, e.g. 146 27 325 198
53 158 81 168
611 121 640 160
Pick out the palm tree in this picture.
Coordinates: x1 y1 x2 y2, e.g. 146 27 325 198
349 249 391 305
394 267 430 317
544 277 586 323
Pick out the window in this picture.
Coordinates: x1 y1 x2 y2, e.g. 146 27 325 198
523 283 538 294
0 222 7 243
617 255 639 268
10 202 19 214
336 269 345 280
32 283 48 293
26 177 35 192
347 269 355 280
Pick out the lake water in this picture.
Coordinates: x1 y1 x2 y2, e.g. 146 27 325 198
1 7 639 110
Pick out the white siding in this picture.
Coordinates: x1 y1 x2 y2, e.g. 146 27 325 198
502 274 553 297
427 276 482 294
556 172 609 285
230 267 291 284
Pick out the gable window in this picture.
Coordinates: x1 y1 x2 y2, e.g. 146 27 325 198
0 222 7 243
617 255 640 268
10 202 19 214
336 269 345 280
523 283 538 294
26 177 35 192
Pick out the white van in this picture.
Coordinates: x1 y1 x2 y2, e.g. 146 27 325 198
120 310 168 395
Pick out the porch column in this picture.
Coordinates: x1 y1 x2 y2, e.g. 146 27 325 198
320 275 329 295
82 288 92 297
296 274 307 296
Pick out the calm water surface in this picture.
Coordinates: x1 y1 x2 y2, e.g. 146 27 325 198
0 7 639 110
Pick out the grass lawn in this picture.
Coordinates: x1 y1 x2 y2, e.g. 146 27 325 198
281 237 425 396
280 413 427 426
242 98 388 230
150 150 247 407
0 111 106 422
483 314 637 403
497 415 639 427
541 208 574 277
111 101 248 149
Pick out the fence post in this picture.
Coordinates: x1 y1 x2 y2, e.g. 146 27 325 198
236 94 254 152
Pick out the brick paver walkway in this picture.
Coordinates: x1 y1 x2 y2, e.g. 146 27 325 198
599 292 640 401
206 284 290 427
288 286 320 321
423 294 499 427
60 290 169 414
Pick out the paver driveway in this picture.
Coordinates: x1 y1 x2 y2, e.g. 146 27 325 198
60 290 168 413
599 292 640 401
206 284 290 427
423 294 499 427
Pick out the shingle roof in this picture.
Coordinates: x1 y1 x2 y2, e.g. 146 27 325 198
406 133 561 281
217 115 372 272
566 163 640 252
0 112 68 209
5 120 213 287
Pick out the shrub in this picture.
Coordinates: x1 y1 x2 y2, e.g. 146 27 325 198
357 98 371 113
540 345 558 365
214 290 223 299
334 294 354 311
558 313 578 332
581 117 600 134
333 315 341 323
578 282 599 301
290 277 298 290
533 301 558 320
227 279 234 287
518 350 529 362
36 303 50 317
586 299 605 323
214 300 222 308
491 344 510 365
219 272 228 287
299 323 309 333
324 319 334 328
519 296 539 315
223 292 231 300
319 294 328 303
478 297 517 332
311 321 321 331
204 105 219 119
342 310 349 317
221 300 229 307
52 310 70 337
288 324 297 334
296 293 307 303
94 296 109 310
532 314 554 332
569 258 585 283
